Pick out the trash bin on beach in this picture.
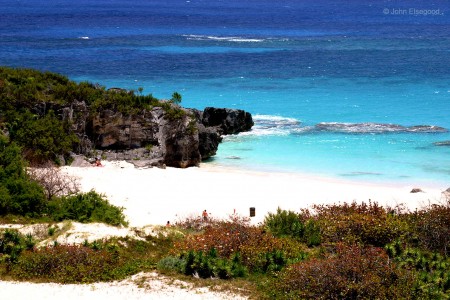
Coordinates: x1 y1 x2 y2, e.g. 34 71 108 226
250 207 255 217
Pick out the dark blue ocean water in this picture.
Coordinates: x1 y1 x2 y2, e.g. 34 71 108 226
1 0 450 185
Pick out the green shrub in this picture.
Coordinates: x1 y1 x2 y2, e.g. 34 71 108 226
239 234 307 273
0 136 46 216
264 207 304 239
157 255 186 273
180 249 247 279
47 190 128 226
388 245 450 298
303 219 321 247
160 101 186 120
8 111 78 164
0 229 24 264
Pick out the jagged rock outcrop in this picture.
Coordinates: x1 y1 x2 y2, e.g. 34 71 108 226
201 107 254 134
197 124 222 159
157 108 201 168
89 109 159 150
61 103 253 168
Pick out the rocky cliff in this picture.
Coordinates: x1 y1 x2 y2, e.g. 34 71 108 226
61 102 253 168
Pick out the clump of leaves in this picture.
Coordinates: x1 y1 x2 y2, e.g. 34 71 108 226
179 249 246 279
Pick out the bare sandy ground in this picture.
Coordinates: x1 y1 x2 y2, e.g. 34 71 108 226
0 272 246 300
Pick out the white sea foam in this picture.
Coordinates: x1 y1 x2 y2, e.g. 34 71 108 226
183 34 264 42
253 114 300 125
78 36 90 40
238 114 302 136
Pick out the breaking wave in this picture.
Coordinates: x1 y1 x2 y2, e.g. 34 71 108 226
183 34 265 43
240 114 302 136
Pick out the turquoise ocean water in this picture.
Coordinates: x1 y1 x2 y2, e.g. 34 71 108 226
1 0 449 185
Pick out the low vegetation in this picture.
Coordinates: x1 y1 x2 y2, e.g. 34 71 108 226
0 200 449 298
0 134 126 226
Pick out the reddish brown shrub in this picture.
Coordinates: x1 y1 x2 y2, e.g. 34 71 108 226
174 221 259 258
410 199 450 256
13 245 118 283
272 243 415 299
310 201 407 246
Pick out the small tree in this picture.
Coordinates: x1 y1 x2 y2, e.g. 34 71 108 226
27 163 80 200
171 92 182 104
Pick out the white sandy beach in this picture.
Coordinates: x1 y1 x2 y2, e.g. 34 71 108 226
63 160 447 227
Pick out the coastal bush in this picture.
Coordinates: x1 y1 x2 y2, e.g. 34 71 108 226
310 201 406 246
12 244 119 283
386 244 450 298
2 235 176 283
0 229 25 263
268 243 415 299
0 136 46 216
160 101 186 120
174 216 256 258
263 207 304 239
174 215 306 274
47 190 128 226
239 234 307 273
406 200 450 256
157 255 186 273
303 219 321 247
0 230 35 275
180 249 247 279
7 110 78 164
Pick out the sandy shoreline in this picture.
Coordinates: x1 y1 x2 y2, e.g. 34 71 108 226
62 161 448 227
